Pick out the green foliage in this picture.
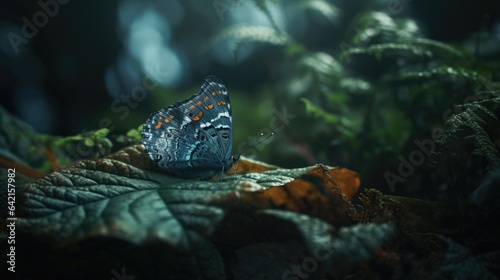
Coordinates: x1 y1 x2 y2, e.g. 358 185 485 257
17 144 346 250
49 128 112 153
301 98 339 126
439 96 500 169
19 148 234 249
342 42 434 60
285 0 340 25
350 11 420 44
398 67 485 83
116 125 143 145
38 128 113 167
248 0 340 28
200 25 293 61
249 0 281 30
203 5 500 188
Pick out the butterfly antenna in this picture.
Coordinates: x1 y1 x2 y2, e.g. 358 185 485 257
223 133 273 183
239 132 274 156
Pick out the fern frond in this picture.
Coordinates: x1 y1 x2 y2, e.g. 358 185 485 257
468 129 500 167
249 0 281 30
439 98 500 168
340 78 371 94
286 0 340 25
340 43 433 60
351 12 420 45
298 52 343 99
299 52 342 77
409 38 466 60
398 66 485 84
200 25 292 60
473 101 499 120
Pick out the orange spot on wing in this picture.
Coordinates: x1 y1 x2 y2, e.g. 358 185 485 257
192 111 203 121
169 115 175 119
164 119 170 123
189 105 195 110
217 101 226 106
212 91 216 96
155 121 162 129
204 96 209 101
205 103 214 110
196 101 202 106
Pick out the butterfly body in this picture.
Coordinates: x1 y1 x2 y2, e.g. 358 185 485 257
141 76 239 180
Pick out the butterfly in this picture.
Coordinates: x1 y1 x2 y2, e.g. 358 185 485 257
141 75 239 180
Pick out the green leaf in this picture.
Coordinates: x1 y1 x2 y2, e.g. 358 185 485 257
84 138 95 147
18 147 239 251
116 125 143 145
301 98 339 125
18 145 353 252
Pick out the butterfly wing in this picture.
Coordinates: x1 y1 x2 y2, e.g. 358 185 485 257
141 76 233 179
196 75 233 160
